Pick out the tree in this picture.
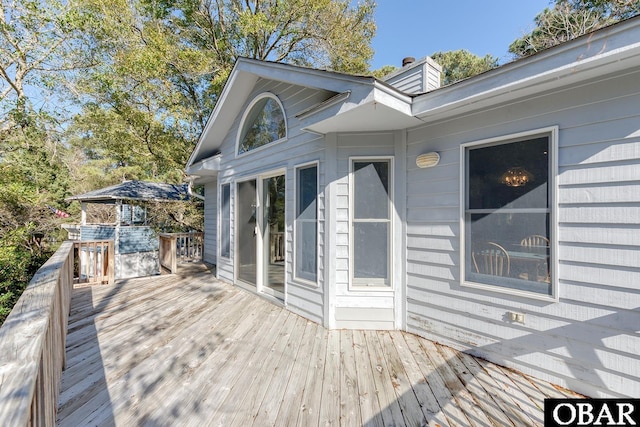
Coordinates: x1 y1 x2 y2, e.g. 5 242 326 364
509 0 640 58
0 0 91 324
68 0 376 185
0 0 94 134
371 64 397 79
431 50 499 86
0 114 76 324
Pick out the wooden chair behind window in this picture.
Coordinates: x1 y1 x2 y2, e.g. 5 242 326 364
472 242 510 276
520 234 550 282
520 234 549 247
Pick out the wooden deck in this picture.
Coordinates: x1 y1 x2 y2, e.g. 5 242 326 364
57 265 581 426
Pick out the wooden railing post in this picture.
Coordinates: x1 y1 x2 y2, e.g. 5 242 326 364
171 235 178 273
159 232 203 274
107 240 115 284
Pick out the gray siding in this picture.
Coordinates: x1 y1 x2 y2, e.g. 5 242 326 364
203 180 217 265
81 225 159 279
81 225 157 253
81 225 115 241
383 57 441 94
118 227 158 253
213 78 330 324
405 70 640 398
333 132 398 329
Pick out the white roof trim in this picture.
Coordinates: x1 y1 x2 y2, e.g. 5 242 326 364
296 91 351 120
413 17 640 121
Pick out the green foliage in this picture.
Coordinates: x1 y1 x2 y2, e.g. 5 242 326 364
0 0 77 317
431 50 499 86
0 0 94 133
0 242 55 325
509 0 640 58
66 0 376 187
371 65 398 79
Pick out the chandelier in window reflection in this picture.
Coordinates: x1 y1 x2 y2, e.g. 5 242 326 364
500 167 533 187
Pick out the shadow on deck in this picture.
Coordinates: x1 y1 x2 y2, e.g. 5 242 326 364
57 265 581 426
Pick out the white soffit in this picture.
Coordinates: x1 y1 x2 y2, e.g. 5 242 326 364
186 154 221 176
302 102 422 133
301 85 421 134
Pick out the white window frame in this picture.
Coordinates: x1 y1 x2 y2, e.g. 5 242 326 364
293 161 319 286
349 156 394 291
459 126 559 301
219 182 231 259
235 92 287 158
257 168 288 300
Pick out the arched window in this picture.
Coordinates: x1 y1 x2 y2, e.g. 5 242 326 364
237 93 287 155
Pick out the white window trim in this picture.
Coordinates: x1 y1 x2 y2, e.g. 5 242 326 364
235 92 288 158
293 161 320 287
459 126 559 301
349 156 394 291
219 182 232 260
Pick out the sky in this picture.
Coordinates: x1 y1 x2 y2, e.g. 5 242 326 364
371 0 553 69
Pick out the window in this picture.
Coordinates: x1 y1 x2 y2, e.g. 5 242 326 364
351 158 392 287
220 183 231 258
295 164 318 283
462 128 556 298
120 204 146 225
237 93 286 155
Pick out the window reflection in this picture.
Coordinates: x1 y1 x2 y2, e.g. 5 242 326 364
352 160 391 287
238 95 286 155
464 135 552 296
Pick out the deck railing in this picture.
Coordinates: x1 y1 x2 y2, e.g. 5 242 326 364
270 231 285 263
159 232 204 274
0 241 75 426
74 240 115 285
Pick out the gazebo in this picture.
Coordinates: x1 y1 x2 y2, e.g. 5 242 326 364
66 180 197 279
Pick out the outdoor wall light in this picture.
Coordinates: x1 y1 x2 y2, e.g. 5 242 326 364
416 152 440 168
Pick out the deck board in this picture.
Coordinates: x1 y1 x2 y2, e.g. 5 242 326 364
57 268 581 426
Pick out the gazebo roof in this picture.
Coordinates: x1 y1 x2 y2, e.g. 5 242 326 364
67 180 191 204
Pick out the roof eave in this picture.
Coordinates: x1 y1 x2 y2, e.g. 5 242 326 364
413 17 640 122
186 58 378 167
300 82 422 134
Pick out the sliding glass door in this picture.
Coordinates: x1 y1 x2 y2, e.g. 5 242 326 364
237 179 257 287
235 173 285 299
262 174 285 298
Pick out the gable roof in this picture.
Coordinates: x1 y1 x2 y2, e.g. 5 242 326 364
186 16 640 177
186 58 420 174
67 181 191 204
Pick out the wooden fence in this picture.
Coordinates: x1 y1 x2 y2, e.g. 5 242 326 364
73 240 115 286
0 241 74 426
159 232 204 274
